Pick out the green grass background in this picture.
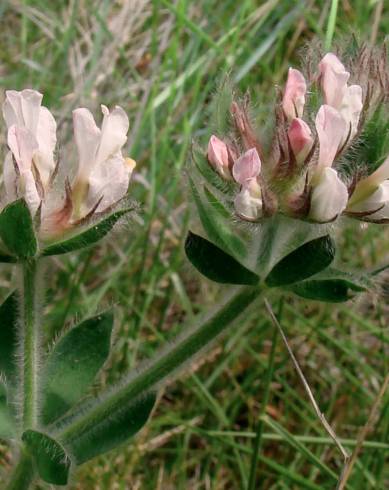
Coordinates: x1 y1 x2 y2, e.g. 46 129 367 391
0 0 388 488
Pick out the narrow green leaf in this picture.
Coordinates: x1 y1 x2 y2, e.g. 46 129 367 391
0 199 37 258
0 292 18 382
185 231 259 285
189 178 247 258
41 311 114 425
42 208 132 256
22 430 70 485
265 235 335 287
63 392 156 464
0 383 16 439
286 268 368 303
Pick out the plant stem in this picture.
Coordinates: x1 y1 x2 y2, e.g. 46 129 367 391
5 450 35 490
21 258 39 430
56 285 262 444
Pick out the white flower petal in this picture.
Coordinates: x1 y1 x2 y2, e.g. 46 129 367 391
3 89 43 134
340 84 363 141
35 106 57 184
309 167 348 222
87 154 133 212
7 125 38 173
72 108 101 177
3 152 18 203
95 105 129 166
348 180 389 219
20 169 41 214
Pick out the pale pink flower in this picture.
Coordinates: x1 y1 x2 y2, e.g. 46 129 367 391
207 135 232 180
315 105 346 168
309 167 349 222
2 89 57 213
309 105 348 222
232 148 263 220
282 68 307 121
72 105 134 216
319 53 363 142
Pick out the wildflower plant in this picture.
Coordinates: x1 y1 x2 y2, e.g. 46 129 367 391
186 43 388 302
0 42 388 489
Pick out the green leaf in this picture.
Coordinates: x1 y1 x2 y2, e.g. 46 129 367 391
185 231 259 285
22 430 70 485
0 383 15 439
42 208 132 256
0 199 37 258
0 254 17 263
64 392 156 464
0 292 18 382
189 178 247 259
286 269 369 303
41 311 114 425
265 235 335 287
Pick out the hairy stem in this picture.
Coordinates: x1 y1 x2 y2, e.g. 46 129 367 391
21 258 40 429
55 285 262 445
5 450 35 490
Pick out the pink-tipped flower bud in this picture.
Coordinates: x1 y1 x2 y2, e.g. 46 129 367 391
207 135 233 181
232 148 261 185
288 118 313 163
282 68 307 121
309 167 348 222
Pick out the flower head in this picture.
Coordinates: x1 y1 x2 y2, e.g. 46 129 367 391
202 44 388 226
1 90 136 240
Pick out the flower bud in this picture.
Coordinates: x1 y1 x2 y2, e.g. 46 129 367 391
207 135 232 180
282 68 306 121
232 148 261 185
288 118 313 163
309 167 348 222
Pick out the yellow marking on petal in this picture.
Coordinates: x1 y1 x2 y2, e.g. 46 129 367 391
126 157 136 172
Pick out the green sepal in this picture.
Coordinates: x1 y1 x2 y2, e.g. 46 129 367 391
0 199 37 258
42 208 133 256
41 311 114 425
285 269 369 303
0 292 19 382
185 231 259 285
22 430 71 485
0 382 16 439
64 392 156 464
265 235 335 287
189 178 247 259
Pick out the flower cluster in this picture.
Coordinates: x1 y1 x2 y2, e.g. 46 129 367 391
2 90 135 239
206 48 389 224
